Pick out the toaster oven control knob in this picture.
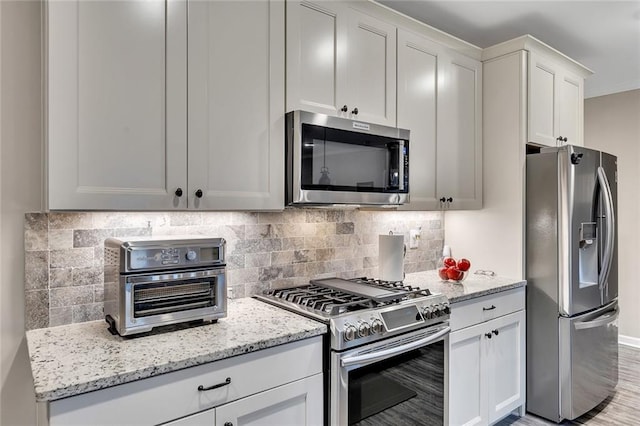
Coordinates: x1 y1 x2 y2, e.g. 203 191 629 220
371 319 384 334
344 325 357 342
358 322 370 337
186 250 197 261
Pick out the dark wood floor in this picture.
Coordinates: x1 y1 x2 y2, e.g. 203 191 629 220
497 344 640 426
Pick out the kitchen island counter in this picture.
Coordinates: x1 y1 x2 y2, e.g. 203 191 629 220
404 270 525 303
26 297 326 402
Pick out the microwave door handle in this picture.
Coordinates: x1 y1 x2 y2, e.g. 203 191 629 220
597 166 615 293
340 326 450 368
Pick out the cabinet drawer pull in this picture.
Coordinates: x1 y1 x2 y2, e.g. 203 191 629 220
174 188 183 197
351 107 358 115
224 423 233 426
492 329 499 336
341 105 348 112
198 377 231 391
485 332 493 339
482 305 496 311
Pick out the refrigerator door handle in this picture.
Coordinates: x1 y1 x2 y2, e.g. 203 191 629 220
573 305 619 330
597 166 615 293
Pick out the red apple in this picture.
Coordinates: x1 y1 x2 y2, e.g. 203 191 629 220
438 267 449 280
447 267 464 281
443 257 457 268
457 258 471 272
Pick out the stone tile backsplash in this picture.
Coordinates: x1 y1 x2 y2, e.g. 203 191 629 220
24 210 443 330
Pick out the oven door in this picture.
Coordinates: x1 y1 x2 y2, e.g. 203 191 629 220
331 324 450 426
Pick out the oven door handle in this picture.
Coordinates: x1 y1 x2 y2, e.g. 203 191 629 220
340 326 450 368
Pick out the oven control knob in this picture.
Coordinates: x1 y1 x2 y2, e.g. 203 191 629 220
442 303 451 315
422 307 433 319
344 325 357 342
371 319 384 334
433 305 443 317
186 250 197 261
358 322 371 337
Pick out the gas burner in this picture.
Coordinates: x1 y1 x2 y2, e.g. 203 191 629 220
352 276 432 298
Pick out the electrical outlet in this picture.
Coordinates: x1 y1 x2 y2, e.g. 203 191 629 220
409 228 421 249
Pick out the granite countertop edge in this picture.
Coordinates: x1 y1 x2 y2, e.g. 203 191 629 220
27 298 327 403
448 280 526 303
33 328 325 402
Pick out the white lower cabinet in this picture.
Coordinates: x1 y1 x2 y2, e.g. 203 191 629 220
44 337 323 426
449 290 525 426
166 374 323 426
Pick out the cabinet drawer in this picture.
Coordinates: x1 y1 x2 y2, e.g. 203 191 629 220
450 287 525 331
49 336 323 426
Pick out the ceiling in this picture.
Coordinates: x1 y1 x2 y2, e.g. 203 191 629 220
378 1 640 98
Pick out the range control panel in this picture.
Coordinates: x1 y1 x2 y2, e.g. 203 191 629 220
331 294 450 350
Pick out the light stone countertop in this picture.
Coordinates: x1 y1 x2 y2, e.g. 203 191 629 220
404 270 525 303
26 298 326 402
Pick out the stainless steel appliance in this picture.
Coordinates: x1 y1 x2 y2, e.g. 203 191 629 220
286 110 410 206
104 236 227 336
256 277 450 425
526 145 618 422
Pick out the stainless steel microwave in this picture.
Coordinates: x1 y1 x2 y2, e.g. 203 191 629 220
285 110 410 206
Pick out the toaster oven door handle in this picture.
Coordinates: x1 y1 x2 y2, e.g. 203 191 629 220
198 377 231 392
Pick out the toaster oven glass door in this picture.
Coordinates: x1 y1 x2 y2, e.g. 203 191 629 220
126 268 224 318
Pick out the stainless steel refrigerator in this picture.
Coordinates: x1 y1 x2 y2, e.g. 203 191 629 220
526 145 618 423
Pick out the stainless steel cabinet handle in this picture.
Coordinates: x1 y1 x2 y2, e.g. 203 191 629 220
482 305 496 311
198 377 231 391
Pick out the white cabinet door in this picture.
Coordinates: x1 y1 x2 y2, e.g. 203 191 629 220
528 52 559 147
437 51 482 210
449 321 487 426
286 2 395 126
528 52 585 148
188 0 285 210
558 71 584 147
487 310 526 424
164 409 215 426
215 374 323 426
47 0 187 210
344 8 397 126
396 29 439 210
286 0 347 117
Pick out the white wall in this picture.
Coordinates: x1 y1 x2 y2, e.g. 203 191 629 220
584 89 640 342
0 1 43 424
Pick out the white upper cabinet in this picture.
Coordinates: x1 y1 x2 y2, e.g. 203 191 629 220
528 50 587 147
286 1 396 126
47 0 284 211
397 30 482 211
437 51 483 210
188 0 284 210
396 29 438 209
47 0 187 210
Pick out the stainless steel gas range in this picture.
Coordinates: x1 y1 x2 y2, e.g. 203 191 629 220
256 276 450 426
